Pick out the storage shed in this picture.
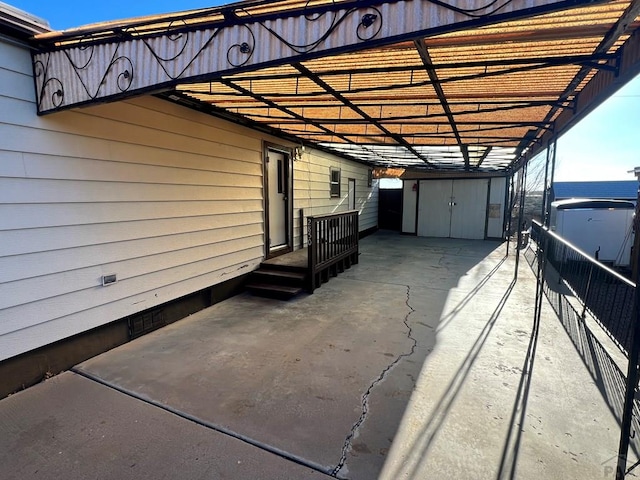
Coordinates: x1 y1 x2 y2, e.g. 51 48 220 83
402 177 507 240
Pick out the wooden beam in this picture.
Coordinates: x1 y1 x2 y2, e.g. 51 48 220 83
414 39 470 169
293 62 434 166
476 147 493 169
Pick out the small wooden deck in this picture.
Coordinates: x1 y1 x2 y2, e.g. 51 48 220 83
263 248 308 270
249 211 359 298
245 249 309 299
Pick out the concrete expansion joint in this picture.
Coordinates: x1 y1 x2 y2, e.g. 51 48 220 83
331 285 419 478
69 368 334 478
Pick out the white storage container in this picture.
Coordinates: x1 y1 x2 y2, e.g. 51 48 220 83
549 199 635 267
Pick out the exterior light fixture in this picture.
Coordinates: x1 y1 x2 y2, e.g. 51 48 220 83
294 145 305 161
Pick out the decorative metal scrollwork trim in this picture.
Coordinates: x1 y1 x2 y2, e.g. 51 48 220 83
356 9 382 41
227 26 255 67
113 56 134 92
68 39 95 71
429 0 519 18
32 0 558 113
252 5 383 56
34 56 65 110
155 21 190 62
61 45 135 102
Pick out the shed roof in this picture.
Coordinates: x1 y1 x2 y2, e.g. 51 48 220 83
553 180 639 199
26 0 640 173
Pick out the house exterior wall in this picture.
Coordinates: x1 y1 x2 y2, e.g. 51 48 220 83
293 149 378 248
0 37 378 362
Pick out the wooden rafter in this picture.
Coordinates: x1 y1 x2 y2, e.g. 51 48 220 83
414 39 470 169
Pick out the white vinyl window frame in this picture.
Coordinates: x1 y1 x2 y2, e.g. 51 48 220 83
330 167 341 198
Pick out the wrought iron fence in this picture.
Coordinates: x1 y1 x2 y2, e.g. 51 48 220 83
307 210 359 293
531 220 636 355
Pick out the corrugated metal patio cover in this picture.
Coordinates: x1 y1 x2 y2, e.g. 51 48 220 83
30 0 640 172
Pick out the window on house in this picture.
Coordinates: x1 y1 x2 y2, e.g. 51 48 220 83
330 168 341 197
277 159 284 193
368 168 373 187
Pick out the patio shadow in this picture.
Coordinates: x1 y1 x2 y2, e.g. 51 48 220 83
380 276 516 480
525 247 640 466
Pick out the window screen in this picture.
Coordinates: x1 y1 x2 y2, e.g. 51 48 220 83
330 168 341 198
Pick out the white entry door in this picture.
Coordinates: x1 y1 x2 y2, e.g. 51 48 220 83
416 179 488 239
267 150 288 250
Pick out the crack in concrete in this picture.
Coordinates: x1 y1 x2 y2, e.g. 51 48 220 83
345 277 452 293
332 285 418 478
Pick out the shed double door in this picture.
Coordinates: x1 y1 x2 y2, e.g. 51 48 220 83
417 179 488 239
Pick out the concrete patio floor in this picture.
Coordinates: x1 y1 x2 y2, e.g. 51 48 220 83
0 232 629 479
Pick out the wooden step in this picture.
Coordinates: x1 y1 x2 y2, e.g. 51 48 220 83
251 269 306 286
246 283 303 300
258 262 307 274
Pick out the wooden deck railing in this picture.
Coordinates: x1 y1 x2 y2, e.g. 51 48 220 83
307 210 359 293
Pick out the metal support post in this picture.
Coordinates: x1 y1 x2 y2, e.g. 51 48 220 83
544 136 557 227
540 142 552 228
506 174 515 257
616 186 640 480
515 163 527 278
581 263 594 319
533 228 549 334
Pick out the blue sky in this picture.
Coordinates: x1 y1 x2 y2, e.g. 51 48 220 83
8 1 226 30
554 76 640 182
8 0 640 182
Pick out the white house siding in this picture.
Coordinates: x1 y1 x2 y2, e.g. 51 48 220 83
0 38 270 361
292 149 378 248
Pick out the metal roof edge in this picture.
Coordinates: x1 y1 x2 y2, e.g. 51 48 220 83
0 2 50 40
